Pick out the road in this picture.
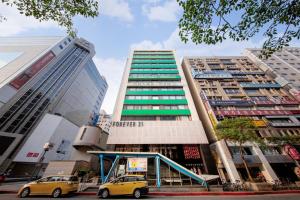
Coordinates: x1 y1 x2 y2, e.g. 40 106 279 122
0 193 300 200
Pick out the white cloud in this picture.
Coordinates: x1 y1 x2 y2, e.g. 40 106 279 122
101 0 134 22
131 28 262 58
93 57 126 114
130 40 163 50
0 4 60 36
142 0 181 22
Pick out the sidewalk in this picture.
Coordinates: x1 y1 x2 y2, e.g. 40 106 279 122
0 182 26 194
1 182 300 196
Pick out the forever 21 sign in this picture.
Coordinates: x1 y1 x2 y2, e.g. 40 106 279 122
111 121 144 127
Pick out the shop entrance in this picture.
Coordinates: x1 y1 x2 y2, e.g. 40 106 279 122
271 163 299 183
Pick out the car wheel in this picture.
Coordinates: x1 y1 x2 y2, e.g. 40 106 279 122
133 189 141 199
100 189 109 199
52 188 62 198
19 187 30 198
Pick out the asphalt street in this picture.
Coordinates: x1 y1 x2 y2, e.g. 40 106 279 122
0 193 300 200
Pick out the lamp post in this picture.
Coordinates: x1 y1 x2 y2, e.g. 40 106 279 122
30 142 53 180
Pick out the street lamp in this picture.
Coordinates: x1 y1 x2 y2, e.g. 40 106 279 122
30 142 53 180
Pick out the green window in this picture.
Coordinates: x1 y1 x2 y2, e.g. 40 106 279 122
121 109 191 116
124 99 188 105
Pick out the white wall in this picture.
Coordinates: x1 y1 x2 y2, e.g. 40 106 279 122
13 113 79 163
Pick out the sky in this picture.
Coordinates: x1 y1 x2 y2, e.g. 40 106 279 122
0 0 297 114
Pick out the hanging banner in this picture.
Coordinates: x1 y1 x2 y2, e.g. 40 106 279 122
127 158 147 172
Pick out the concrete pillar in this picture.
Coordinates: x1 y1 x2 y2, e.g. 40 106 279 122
252 145 279 183
215 140 241 183
155 156 161 188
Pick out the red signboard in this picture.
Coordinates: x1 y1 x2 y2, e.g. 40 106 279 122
214 109 292 116
26 152 39 158
290 110 300 114
284 144 300 161
10 51 55 89
183 145 201 159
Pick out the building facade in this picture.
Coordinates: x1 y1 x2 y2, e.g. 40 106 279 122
108 50 216 182
97 109 112 134
245 47 300 91
0 37 107 173
182 56 300 183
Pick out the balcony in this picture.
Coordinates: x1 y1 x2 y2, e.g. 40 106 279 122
240 83 281 88
124 99 188 105
121 109 191 116
269 122 300 127
126 90 185 96
192 71 232 79
131 64 177 69
209 100 254 107
127 81 182 87
232 155 261 165
128 75 181 81
130 70 179 74
132 59 176 64
265 154 294 163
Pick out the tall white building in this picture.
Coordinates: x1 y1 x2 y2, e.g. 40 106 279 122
245 47 300 91
108 50 217 176
0 36 108 174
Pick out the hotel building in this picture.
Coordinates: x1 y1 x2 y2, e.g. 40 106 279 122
108 50 217 182
182 56 300 183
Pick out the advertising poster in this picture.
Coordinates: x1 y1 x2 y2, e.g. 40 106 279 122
127 158 147 172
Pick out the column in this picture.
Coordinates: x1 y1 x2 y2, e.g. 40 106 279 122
215 140 241 183
155 156 161 187
99 154 105 184
252 145 279 183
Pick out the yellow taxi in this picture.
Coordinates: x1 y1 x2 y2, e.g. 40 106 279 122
97 175 148 199
18 175 79 198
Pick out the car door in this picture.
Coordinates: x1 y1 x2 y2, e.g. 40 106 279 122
108 177 127 195
30 176 55 195
123 176 137 194
43 176 60 195
29 177 49 194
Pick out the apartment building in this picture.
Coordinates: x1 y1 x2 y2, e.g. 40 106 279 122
182 56 300 183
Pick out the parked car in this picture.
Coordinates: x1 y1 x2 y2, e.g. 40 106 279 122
18 175 79 198
97 175 148 199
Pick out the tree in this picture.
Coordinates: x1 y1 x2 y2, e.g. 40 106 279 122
266 135 300 145
215 117 264 182
0 0 99 36
177 0 300 58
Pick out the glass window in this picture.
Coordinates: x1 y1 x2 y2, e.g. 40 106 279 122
0 136 15 155
136 176 145 181
124 177 137 182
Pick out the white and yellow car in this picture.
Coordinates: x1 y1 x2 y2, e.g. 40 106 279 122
18 175 79 198
98 175 149 199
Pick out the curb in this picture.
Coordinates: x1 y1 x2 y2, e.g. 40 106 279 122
1 190 300 196
0 190 18 194
76 190 300 196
